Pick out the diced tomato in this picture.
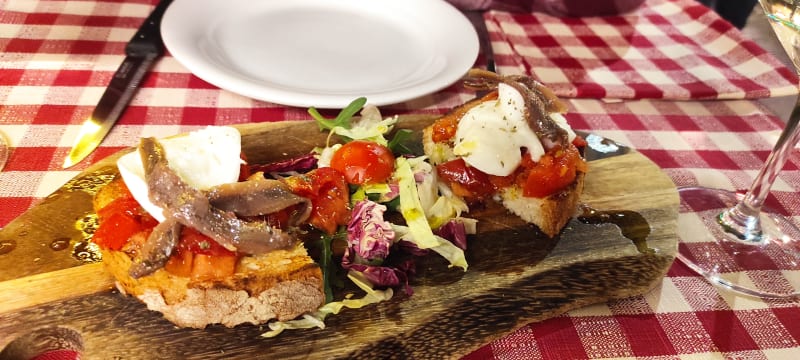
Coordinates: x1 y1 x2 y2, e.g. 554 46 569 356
165 228 238 278
521 145 586 198
330 140 395 185
430 91 498 143
283 167 350 234
177 227 236 257
238 152 251 181
436 158 496 199
190 253 238 280
93 196 157 251
164 249 194 278
572 134 587 149
93 212 143 250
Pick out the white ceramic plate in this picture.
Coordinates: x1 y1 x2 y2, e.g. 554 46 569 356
161 0 479 108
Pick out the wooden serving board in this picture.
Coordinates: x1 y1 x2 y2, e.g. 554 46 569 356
0 116 678 359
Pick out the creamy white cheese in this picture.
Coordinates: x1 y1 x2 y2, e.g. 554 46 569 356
452 83 575 177
116 126 242 222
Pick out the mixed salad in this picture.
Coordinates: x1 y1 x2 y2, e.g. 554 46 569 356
261 98 476 336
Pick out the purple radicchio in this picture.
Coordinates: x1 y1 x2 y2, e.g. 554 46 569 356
249 153 318 175
348 260 415 296
342 200 395 267
433 219 469 251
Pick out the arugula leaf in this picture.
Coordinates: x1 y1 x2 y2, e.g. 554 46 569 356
319 233 335 303
309 97 367 131
387 128 416 155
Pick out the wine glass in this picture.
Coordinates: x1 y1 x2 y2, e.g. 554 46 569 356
0 130 9 171
675 0 800 299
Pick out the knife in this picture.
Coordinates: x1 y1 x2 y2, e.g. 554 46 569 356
63 0 173 169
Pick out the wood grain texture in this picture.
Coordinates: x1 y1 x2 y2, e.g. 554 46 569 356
0 116 678 359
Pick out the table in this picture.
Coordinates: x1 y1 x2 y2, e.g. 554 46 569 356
1 0 799 358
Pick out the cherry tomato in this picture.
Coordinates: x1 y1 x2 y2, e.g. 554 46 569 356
283 167 350 234
330 140 395 185
436 158 496 199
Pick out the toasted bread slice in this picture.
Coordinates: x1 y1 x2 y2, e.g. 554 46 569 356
94 177 324 329
422 109 585 238
498 173 585 237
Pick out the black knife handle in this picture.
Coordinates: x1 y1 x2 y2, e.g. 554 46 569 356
126 0 174 57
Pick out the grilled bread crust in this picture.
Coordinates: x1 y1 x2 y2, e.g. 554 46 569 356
94 177 324 329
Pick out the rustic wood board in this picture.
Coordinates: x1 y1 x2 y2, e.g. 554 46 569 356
0 116 678 359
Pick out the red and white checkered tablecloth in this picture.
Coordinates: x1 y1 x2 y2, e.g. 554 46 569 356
1 0 800 359
489 0 800 100
465 97 800 359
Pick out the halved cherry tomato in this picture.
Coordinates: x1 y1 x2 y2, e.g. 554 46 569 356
436 158 496 199
283 167 350 234
330 140 395 185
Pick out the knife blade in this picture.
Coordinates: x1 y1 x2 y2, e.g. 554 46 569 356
63 0 173 169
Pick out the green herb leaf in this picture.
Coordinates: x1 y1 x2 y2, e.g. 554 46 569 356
319 233 335 304
387 128 416 155
309 97 367 132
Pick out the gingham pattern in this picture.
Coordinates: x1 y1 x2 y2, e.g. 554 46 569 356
488 0 800 100
1 1 799 359
463 98 800 359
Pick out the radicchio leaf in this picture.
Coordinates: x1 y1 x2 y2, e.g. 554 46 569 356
433 219 468 251
342 200 394 266
347 260 415 296
249 153 318 175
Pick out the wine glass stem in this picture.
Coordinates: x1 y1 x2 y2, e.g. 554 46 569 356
720 95 800 242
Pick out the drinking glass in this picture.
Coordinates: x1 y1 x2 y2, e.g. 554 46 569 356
675 0 800 298
0 130 8 171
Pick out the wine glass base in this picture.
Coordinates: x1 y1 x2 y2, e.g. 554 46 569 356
676 186 800 299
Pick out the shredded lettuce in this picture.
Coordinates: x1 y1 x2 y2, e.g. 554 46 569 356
394 157 438 249
392 224 467 270
409 158 469 229
261 272 393 338
310 97 397 147
350 182 395 204
393 157 467 270
331 116 397 146
315 143 341 168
